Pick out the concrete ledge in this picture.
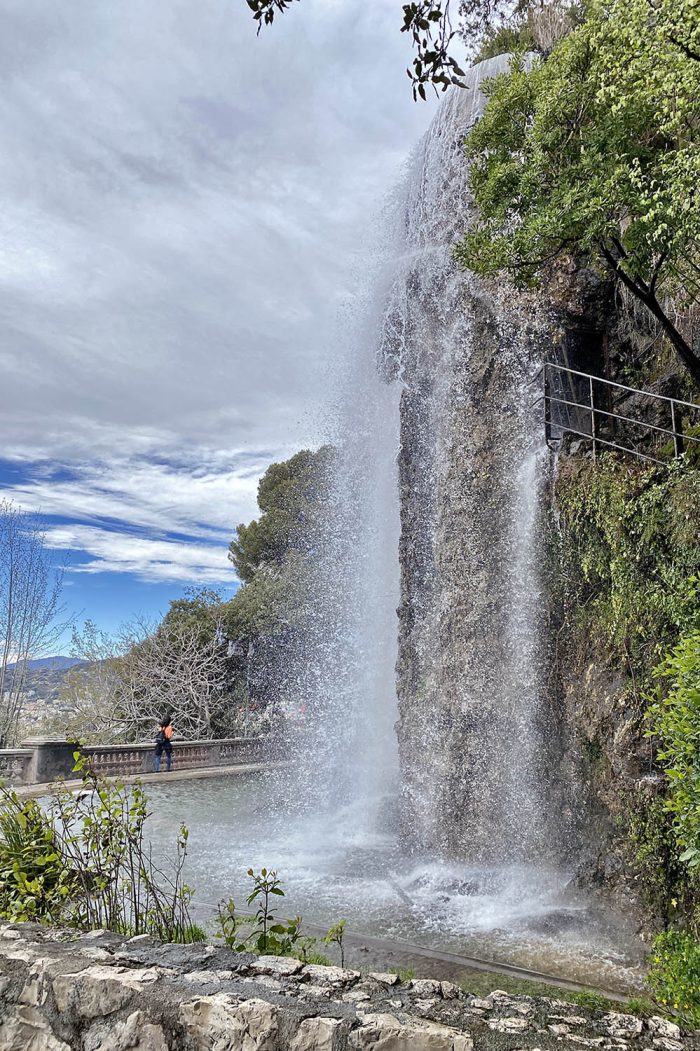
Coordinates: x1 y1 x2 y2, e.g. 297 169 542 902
12 760 291 799
0 922 696 1050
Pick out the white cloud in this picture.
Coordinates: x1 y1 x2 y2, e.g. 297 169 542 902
44 523 232 584
0 0 435 588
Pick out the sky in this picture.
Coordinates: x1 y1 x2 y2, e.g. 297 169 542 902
0 0 436 642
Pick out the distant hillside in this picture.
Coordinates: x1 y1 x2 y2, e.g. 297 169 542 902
6 656 83 672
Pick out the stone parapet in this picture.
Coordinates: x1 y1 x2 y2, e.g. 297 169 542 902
0 735 278 786
0 922 697 1050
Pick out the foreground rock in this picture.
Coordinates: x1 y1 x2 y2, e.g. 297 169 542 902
1 924 697 1050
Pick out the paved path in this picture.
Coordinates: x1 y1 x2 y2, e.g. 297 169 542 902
12 760 290 799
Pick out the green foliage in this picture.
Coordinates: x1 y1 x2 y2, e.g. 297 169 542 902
216 868 306 957
556 455 700 926
475 21 534 61
460 0 700 381
215 869 348 966
389 966 416 982
324 918 348 969
0 755 197 942
647 632 700 870
648 930 700 1026
556 458 700 677
221 552 308 639
228 448 332 584
624 794 694 926
161 588 224 645
568 990 613 1012
0 791 74 923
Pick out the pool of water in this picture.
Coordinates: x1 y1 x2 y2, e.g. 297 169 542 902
144 771 648 995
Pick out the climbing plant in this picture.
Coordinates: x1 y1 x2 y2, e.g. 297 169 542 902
555 457 700 679
647 631 700 872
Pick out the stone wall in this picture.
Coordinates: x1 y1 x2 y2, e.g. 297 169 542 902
0 736 278 786
1 923 695 1051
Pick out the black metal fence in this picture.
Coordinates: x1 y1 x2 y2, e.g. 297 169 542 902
541 362 700 466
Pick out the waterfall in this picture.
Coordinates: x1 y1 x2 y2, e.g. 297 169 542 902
382 56 558 862
283 57 560 866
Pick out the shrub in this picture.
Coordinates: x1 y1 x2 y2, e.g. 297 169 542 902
648 930 700 1026
646 631 700 870
0 754 196 942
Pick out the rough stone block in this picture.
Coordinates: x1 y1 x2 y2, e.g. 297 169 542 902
85 1009 169 1051
289 1016 345 1050
302 964 360 987
249 955 303 977
0 1003 72 1051
52 964 159 1019
179 993 278 1050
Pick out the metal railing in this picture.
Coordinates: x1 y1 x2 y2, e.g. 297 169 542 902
541 362 700 466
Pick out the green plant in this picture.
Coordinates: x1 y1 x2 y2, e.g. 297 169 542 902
569 990 615 1012
0 753 197 942
648 929 700 1026
0 788 75 923
389 967 416 982
646 631 700 870
625 997 657 1018
216 869 306 957
459 0 700 382
324 919 348 969
624 793 692 925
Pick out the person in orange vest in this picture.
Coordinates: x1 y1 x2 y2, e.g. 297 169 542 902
154 715 174 772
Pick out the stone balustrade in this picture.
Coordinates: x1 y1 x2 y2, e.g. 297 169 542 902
0 735 276 786
0 748 33 785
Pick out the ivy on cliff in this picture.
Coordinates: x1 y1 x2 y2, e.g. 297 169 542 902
556 453 700 1007
647 630 700 871
556 457 700 680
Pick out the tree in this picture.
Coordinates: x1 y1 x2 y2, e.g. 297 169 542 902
57 614 231 742
459 0 700 384
0 500 66 746
228 447 332 583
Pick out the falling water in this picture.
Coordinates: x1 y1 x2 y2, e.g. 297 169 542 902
148 58 647 992
374 56 557 863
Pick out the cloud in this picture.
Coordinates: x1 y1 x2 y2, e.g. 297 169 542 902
45 523 232 584
3 452 269 538
0 0 435 591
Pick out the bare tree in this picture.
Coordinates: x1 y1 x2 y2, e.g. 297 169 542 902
57 616 232 742
0 499 67 746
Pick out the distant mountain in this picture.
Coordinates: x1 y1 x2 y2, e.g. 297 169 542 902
6 656 83 672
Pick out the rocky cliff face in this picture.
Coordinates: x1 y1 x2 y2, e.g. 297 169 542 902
386 60 659 906
384 61 572 863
